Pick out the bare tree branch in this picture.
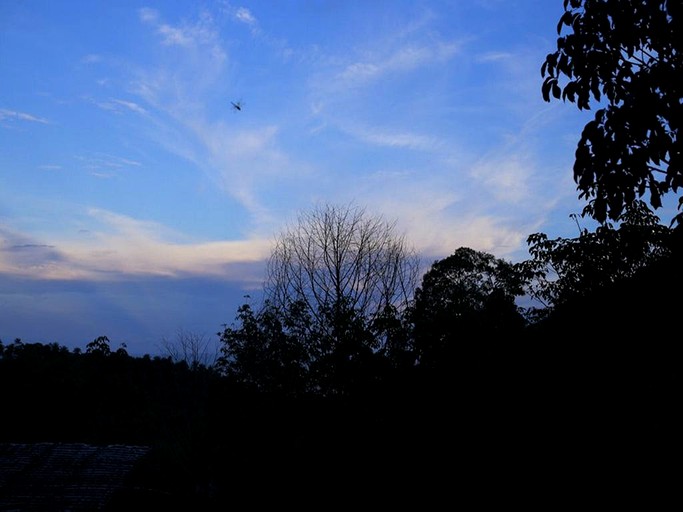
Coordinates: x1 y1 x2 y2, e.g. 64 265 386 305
264 202 420 351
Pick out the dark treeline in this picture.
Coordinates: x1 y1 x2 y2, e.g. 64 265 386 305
2 206 681 506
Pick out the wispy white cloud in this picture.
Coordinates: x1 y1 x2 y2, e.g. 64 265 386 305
95 98 148 115
470 153 533 205
193 120 313 232
138 7 226 61
0 109 49 125
216 125 280 156
477 51 513 63
349 168 528 262
77 153 142 169
345 125 440 151
226 4 292 58
337 41 461 88
128 8 306 229
157 24 194 46
0 210 271 281
234 6 259 35
133 7 229 109
126 2 566 265
81 54 102 64
235 7 256 25
138 7 158 24
411 214 528 262
74 152 142 178
139 5 193 47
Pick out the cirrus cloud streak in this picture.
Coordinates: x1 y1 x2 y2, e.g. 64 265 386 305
0 209 271 283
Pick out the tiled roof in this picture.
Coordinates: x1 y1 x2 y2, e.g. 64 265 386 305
0 442 150 511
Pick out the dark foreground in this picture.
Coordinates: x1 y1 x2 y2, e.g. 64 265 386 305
1 331 679 509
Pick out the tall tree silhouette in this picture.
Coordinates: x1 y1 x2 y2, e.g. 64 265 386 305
542 0 683 225
410 247 528 371
219 203 419 395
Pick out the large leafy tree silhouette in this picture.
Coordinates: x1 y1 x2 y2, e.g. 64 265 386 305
410 247 528 370
542 0 683 225
523 200 673 311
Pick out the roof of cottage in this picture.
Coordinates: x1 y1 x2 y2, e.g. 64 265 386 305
0 442 150 511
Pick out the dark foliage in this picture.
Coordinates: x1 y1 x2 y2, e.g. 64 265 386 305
216 300 311 396
522 225 683 476
523 200 674 311
410 247 529 371
542 0 683 225
217 298 411 398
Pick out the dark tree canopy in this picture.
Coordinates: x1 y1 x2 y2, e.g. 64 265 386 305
523 200 674 310
542 0 683 225
410 247 529 368
218 203 420 396
217 300 312 395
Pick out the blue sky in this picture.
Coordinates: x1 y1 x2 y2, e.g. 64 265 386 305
1 0 618 354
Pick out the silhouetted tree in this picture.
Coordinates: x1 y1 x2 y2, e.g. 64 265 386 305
217 300 311 395
85 335 112 356
542 0 683 225
410 247 529 370
523 200 673 312
160 328 219 370
266 202 419 345
219 203 419 395
521 206 682 460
